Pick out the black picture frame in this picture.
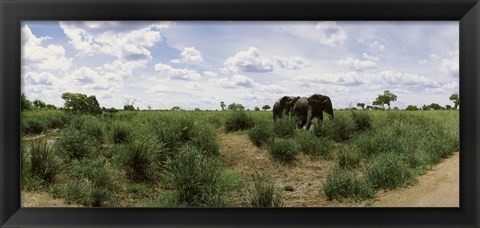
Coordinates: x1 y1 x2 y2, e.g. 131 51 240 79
1 0 479 227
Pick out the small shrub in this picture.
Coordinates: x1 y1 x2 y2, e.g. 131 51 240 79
364 152 415 190
337 146 361 169
56 127 98 160
322 169 375 200
295 130 332 158
112 122 133 144
351 111 372 132
322 115 355 142
23 118 47 135
84 119 105 143
30 141 63 183
273 116 297 138
117 137 165 183
224 111 254 132
154 116 196 151
165 145 225 207
248 121 274 147
63 158 119 207
267 138 298 163
191 124 220 156
245 172 283 207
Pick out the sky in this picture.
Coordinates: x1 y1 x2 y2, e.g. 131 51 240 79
21 21 459 110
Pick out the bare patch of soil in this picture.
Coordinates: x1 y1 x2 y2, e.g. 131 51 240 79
21 191 79 207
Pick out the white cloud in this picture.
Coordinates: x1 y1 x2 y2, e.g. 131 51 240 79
24 72 59 86
378 71 440 88
210 75 256 88
358 38 385 51
418 59 428 65
338 55 377 71
59 21 169 60
102 59 147 78
154 63 201 80
203 71 217 77
423 81 459 94
439 50 459 77
171 47 204 64
257 84 286 94
296 72 363 86
221 47 274 73
315 21 347 47
273 55 309 70
22 25 72 71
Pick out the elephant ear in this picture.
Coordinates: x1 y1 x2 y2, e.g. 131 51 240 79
307 94 321 104
319 96 330 104
292 96 300 104
280 96 290 105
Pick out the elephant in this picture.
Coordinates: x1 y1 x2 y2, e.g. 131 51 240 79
272 96 301 121
292 94 334 130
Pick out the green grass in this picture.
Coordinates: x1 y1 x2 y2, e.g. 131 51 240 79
248 121 274 147
224 110 255 132
245 172 283 207
295 130 332 159
273 115 297 138
267 138 298 164
322 168 375 201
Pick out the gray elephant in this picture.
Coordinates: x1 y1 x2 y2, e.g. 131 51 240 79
292 94 334 130
272 96 301 121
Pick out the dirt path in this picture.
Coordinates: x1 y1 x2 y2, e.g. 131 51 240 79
218 133 460 207
372 152 459 207
22 191 79 207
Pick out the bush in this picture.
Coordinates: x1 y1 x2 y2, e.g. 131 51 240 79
322 169 375 200
273 115 297 138
112 122 133 144
364 152 415 190
56 127 99 160
248 121 274 147
351 111 372 131
191 124 220 156
154 117 196 151
29 141 63 184
23 118 48 135
337 146 361 169
295 130 332 158
165 145 225 207
224 111 254 132
245 172 283 207
322 115 356 142
62 158 119 207
267 138 298 163
116 137 165 183
84 118 106 143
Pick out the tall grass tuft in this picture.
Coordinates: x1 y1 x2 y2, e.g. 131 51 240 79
295 130 332 159
30 141 63 184
165 145 225 207
224 111 255 132
313 115 355 142
322 168 375 200
337 146 361 169
273 115 297 138
62 158 119 207
364 152 415 190
267 138 298 163
117 137 165 183
56 127 99 160
248 121 274 147
245 172 283 207
350 111 373 132
112 122 133 144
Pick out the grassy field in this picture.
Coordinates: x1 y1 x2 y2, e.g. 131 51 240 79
21 109 459 207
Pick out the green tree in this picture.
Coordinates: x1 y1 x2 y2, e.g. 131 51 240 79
123 105 135 111
33 99 46 109
449 94 459 110
422 104 430 110
373 90 397 109
61 92 102 115
228 103 245 111
262 105 271 111
428 103 445 110
357 103 365 110
171 106 182 111
220 101 226 111
445 105 452 110
405 105 418 111
254 107 260 111
21 93 33 111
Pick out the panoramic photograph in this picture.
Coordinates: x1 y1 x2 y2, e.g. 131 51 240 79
20 21 459 207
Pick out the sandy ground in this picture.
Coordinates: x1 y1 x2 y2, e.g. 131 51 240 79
22 133 459 207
